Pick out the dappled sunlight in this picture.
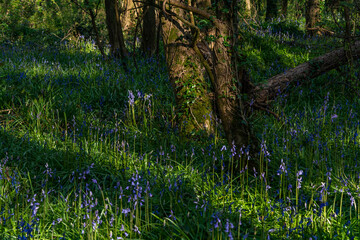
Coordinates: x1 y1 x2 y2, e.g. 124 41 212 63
1 1 360 239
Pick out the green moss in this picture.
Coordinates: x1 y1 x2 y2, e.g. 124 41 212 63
175 56 214 137
169 28 180 43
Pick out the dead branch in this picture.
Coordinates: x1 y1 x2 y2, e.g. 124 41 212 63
251 41 360 105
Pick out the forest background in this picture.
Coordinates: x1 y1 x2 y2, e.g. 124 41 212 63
0 0 360 239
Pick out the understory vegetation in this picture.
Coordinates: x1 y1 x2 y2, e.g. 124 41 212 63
1 18 360 239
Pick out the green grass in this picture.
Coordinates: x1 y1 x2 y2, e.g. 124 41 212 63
1 19 360 239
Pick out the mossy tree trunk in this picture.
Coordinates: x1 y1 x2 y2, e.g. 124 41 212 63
159 0 256 169
211 0 255 169
161 6 214 137
305 0 320 36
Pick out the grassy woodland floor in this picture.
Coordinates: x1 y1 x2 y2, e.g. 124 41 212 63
1 19 360 239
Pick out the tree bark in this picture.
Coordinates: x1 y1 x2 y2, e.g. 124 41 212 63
142 0 157 56
306 0 320 36
159 0 255 169
251 41 360 105
212 0 255 169
245 0 252 17
343 0 351 42
121 0 137 34
160 5 214 136
105 0 128 59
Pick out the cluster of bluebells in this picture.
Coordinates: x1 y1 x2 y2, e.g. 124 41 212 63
277 159 287 176
17 218 39 240
128 89 152 107
2 34 360 240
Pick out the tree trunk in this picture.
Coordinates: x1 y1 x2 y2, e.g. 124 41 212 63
251 41 360 105
160 7 214 136
160 0 256 169
142 0 157 56
84 0 106 58
305 0 320 36
105 0 128 59
245 0 252 17
266 0 279 20
121 0 135 33
212 1 255 169
343 0 351 42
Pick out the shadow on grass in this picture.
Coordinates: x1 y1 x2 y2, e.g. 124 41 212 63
0 126 241 239
0 41 274 239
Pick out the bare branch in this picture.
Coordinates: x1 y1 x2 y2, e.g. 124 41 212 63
135 0 216 23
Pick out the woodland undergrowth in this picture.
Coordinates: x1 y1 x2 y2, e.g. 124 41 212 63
0 19 360 239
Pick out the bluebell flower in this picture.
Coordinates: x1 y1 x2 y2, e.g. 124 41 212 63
128 90 135 106
122 208 131 216
296 170 303 189
277 159 287 175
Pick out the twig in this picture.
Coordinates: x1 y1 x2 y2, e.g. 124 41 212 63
238 12 256 32
0 109 11 114
189 106 203 130
162 0 173 16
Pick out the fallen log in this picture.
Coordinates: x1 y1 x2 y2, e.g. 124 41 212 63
252 41 360 105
